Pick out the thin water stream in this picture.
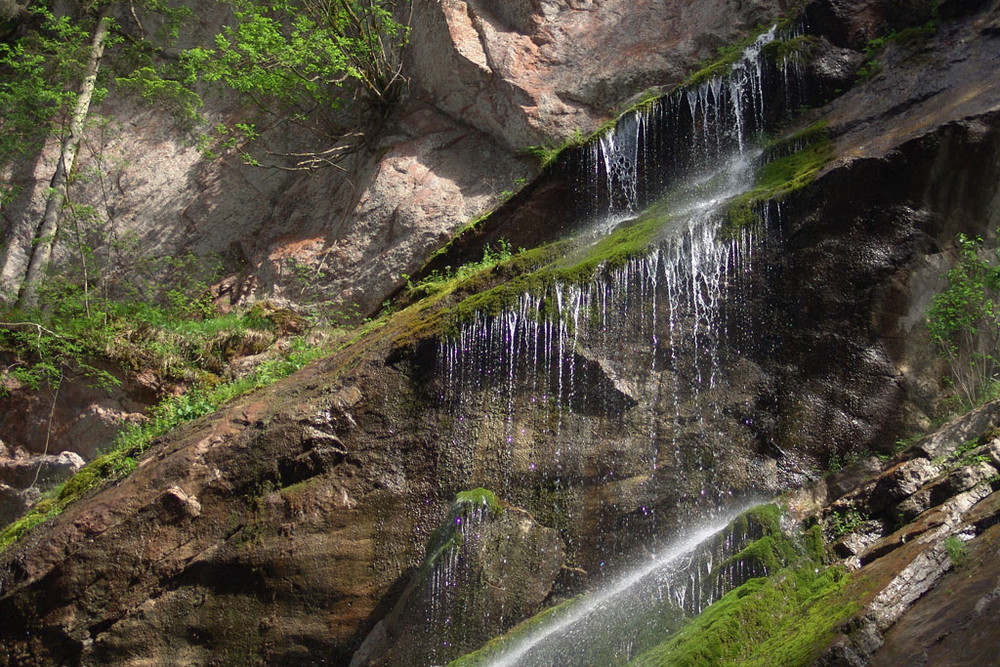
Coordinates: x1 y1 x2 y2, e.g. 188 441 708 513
426 23 807 665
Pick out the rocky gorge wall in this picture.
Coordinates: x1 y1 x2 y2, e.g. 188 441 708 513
1 0 1000 665
0 0 795 505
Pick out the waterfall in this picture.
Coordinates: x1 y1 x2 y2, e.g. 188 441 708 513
568 25 798 220
422 22 807 665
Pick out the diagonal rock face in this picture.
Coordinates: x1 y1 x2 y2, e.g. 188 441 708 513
1 2 1000 665
0 0 788 529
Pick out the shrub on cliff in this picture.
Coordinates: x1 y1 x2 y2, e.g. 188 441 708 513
926 232 1000 407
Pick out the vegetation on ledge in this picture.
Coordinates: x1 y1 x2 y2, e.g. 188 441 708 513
630 563 855 666
0 332 328 553
722 121 832 238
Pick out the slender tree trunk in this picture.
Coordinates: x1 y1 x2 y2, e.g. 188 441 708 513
17 12 110 309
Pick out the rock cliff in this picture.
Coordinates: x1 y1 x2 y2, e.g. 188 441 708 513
1 0 1000 665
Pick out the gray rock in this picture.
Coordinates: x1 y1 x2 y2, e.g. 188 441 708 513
0 451 85 489
868 458 941 514
913 401 1000 460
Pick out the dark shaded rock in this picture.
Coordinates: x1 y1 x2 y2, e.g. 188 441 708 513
939 0 994 20
804 0 894 49
157 486 202 522
816 637 869 667
826 457 884 502
805 38 866 101
0 483 38 527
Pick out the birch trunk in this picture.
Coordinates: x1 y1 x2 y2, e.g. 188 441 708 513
17 12 110 309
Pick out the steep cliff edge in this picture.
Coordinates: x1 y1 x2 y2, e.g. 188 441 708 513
1 1 1000 665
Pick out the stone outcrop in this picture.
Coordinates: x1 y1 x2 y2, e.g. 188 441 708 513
786 399 1000 665
351 491 565 666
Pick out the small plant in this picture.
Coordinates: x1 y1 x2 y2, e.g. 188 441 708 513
934 437 991 471
521 130 587 170
944 535 968 567
403 238 515 303
826 507 867 538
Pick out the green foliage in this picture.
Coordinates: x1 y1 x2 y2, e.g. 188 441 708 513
181 0 409 165
521 130 587 170
402 239 514 304
944 534 968 567
0 6 92 196
933 437 991 471
114 66 203 126
856 11 939 83
825 507 867 539
926 232 1000 406
0 329 326 553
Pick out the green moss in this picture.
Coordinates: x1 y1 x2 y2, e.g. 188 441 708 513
761 35 818 61
631 564 856 666
741 503 784 534
455 487 504 517
722 122 832 236
718 535 797 577
721 201 757 239
681 25 773 88
521 129 589 170
804 524 827 563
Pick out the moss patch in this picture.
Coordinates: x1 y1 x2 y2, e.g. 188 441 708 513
455 487 504 517
630 564 856 666
760 35 818 62
722 122 832 238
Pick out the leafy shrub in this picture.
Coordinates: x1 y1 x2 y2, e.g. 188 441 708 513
944 535 968 567
926 233 1000 407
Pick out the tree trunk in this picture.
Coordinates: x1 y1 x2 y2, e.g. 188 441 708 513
17 12 110 309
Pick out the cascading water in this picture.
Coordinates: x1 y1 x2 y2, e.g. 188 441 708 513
485 504 773 666
415 23 809 665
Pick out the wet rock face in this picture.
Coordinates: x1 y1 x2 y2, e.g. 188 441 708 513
353 496 565 666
